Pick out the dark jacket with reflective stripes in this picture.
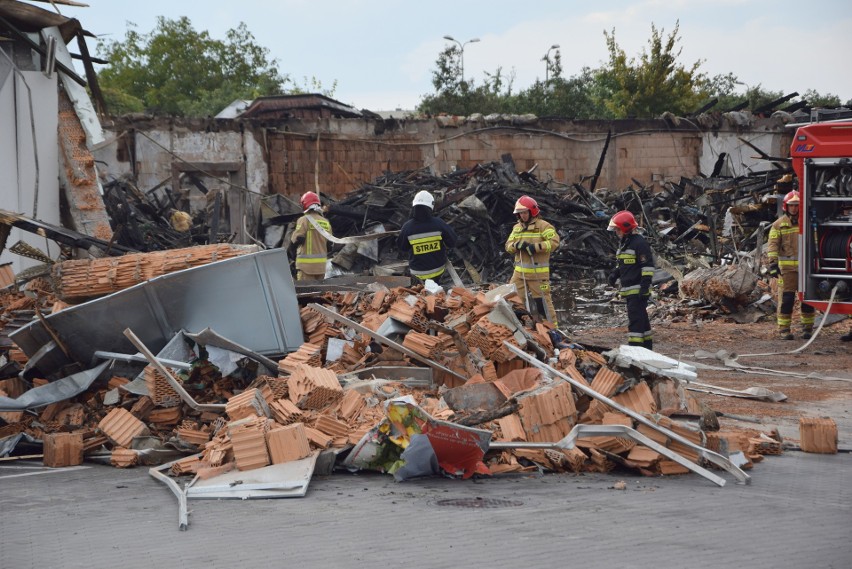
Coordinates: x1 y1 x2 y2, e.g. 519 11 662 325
612 232 654 297
398 212 458 279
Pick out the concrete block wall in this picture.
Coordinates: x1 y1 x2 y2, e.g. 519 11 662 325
96 119 268 196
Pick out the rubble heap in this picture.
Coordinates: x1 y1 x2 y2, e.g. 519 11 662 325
1 283 780 481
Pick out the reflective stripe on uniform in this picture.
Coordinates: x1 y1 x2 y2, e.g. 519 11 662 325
296 253 327 263
408 231 443 255
619 284 641 297
514 265 551 274
778 254 798 268
411 266 445 279
617 248 637 264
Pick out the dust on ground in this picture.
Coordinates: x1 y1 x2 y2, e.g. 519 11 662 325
573 314 852 447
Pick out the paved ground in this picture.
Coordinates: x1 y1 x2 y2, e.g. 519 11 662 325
2 451 849 569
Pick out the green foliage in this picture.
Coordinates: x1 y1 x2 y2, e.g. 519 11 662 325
97 17 289 116
289 76 338 96
802 89 842 109
419 21 845 119
99 86 145 115
597 22 707 118
419 44 521 116
517 68 612 119
418 22 710 119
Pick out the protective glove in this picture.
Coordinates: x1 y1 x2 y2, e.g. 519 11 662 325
523 242 537 255
767 262 779 277
607 271 618 287
515 241 528 253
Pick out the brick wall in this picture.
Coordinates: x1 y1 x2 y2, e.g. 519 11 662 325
103 115 793 203
267 119 788 200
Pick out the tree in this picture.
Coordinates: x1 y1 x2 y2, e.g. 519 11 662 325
801 89 842 109
97 17 294 116
419 45 522 116
597 22 708 118
417 22 847 119
517 68 610 119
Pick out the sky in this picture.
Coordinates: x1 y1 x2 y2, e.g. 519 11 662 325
53 0 852 112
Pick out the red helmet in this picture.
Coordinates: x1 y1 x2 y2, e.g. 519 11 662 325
608 210 638 233
782 190 800 212
300 191 321 211
513 196 540 217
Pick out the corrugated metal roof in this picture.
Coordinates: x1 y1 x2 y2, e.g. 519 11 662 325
0 1 82 43
241 94 362 119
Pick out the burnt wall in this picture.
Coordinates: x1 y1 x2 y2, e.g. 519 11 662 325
100 114 794 204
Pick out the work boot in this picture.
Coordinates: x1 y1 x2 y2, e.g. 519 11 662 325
643 340 654 351
841 331 852 342
802 327 813 340
779 328 794 341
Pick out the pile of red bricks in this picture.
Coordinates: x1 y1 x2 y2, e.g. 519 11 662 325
0 282 796 480
51 244 256 301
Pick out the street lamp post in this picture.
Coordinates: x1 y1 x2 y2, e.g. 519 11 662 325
544 44 560 84
443 35 480 83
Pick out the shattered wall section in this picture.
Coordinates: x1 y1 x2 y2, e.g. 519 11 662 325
102 116 794 204
94 119 267 244
57 89 112 241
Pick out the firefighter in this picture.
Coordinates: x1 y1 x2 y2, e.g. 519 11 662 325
607 210 654 350
397 190 458 284
290 191 332 282
505 195 560 326
767 189 815 339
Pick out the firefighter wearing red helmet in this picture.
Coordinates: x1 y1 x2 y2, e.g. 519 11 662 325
290 191 334 281
505 195 560 325
767 188 815 340
607 210 655 350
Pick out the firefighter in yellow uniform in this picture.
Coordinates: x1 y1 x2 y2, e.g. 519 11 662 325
505 195 560 326
290 191 332 282
767 189 815 339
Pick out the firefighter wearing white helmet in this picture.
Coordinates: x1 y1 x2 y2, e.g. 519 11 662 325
290 191 333 281
398 190 458 284
505 195 560 326
767 188 815 339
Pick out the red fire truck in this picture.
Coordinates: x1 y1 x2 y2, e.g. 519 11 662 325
790 121 852 314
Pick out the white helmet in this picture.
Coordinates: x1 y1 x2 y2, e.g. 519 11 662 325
412 190 434 209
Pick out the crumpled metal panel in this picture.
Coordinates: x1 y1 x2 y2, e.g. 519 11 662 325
11 249 303 376
0 362 109 411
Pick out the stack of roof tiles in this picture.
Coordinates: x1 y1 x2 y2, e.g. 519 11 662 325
278 343 323 374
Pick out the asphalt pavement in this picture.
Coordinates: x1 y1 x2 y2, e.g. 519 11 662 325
1 451 850 569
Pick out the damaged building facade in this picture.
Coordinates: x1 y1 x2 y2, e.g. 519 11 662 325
94 110 795 209
4 1 851 536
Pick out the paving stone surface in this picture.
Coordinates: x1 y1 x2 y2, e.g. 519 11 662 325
1 452 849 569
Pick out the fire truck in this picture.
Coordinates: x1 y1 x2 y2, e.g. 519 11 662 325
790 121 852 314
